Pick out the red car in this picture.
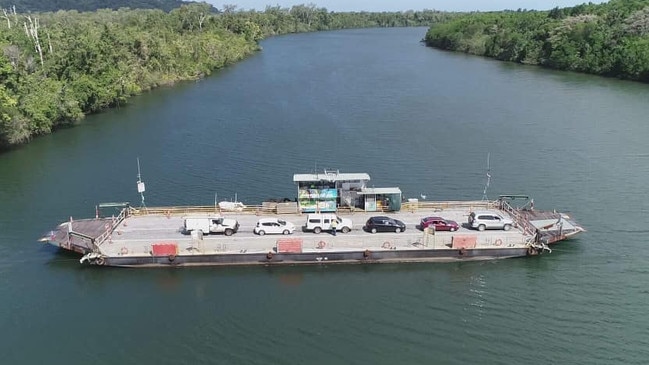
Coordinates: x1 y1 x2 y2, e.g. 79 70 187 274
420 216 459 231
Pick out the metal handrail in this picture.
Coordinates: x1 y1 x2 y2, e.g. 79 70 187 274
95 207 129 247
499 200 536 236
128 200 502 217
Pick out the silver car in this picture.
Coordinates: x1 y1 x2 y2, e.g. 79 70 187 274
468 211 514 231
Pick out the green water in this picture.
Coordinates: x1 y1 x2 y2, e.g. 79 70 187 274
0 27 647 364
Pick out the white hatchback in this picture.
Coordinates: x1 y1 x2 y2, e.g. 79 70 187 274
254 218 296 235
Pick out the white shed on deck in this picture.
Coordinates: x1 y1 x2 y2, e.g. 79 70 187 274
357 187 402 212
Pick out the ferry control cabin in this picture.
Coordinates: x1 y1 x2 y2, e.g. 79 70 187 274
293 170 402 213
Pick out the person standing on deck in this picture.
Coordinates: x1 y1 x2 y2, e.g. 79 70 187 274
331 218 338 236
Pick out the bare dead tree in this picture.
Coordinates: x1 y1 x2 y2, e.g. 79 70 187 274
47 32 52 54
2 9 10 28
24 15 44 68
198 12 206 30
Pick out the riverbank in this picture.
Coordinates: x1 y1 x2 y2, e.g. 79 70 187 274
424 1 649 84
0 5 449 151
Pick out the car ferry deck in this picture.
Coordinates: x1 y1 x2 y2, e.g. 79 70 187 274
41 199 584 268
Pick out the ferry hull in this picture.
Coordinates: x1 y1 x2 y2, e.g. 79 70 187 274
93 247 532 268
41 198 579 268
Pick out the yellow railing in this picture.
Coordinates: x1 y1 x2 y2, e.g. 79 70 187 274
129 205 272 216
128 200 501 217
401 200 497 212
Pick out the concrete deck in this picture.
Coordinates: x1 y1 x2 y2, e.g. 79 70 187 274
96 208 530 258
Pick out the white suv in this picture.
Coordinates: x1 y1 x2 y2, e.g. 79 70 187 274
304 213 352 234
468 211 514 231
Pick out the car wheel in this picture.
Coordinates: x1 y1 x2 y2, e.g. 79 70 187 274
478 225 486 231
450 227 457 232
371 228 377 234
395 228 401 233
503 224 511 231
282 230 290 235
258 230 265 236
341 227 350 234
225 229 234 236
314 227 322 234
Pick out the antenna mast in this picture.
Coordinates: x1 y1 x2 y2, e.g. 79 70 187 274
136 157 147 211
481 153 491 201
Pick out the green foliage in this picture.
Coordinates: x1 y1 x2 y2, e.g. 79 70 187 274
0 0 197 13
0 4 452 149
425 1 649 82
0 6 258 148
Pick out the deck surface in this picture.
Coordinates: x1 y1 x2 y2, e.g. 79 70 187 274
90 208 530 258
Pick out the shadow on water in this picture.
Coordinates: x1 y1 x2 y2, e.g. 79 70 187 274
43 245 572 288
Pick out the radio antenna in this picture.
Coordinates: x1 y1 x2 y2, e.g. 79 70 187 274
481 153 491 201
136 157 147 211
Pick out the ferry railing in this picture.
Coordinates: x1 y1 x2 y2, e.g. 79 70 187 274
127 200 506 217
499 200 536 236
402 200 497 212
95 207 130 247
128 205 275 216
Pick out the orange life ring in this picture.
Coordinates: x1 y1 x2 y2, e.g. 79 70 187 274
317 241 327 249
382 241 392 249
494 239 503 246
266 252 274 260
120 247 128 255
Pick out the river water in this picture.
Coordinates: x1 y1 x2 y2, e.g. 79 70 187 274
0 27 647 364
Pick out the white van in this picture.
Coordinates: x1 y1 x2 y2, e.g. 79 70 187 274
304 213 352 234
183 217 240 236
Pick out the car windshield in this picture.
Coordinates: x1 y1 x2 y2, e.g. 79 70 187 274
278 220 286 225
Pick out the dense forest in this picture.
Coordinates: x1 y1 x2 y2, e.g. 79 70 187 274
0 0 194 13
0 4 450 150
425 0 649 82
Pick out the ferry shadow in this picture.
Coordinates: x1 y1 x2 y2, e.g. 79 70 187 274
43 246 86 269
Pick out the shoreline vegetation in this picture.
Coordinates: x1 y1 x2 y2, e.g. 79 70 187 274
0 3 450 150
3 0 648 150
424 0 649 83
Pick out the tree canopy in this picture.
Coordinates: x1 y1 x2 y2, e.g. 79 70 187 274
424 0 649 82
0 4 451 150
0 0 196 13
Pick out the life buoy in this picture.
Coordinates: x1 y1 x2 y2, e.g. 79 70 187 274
266 252 273 260
168 255 176 262
95 257 105 266
494 239 503 246
459 248 467 256
382 241 392 249
363 249 371 258
317 241 327 249
527 246 536 256
120 247 128 255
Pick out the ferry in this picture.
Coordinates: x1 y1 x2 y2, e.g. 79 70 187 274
40 170 584 268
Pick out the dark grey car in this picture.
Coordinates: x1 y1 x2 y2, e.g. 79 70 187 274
364 216 406 233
